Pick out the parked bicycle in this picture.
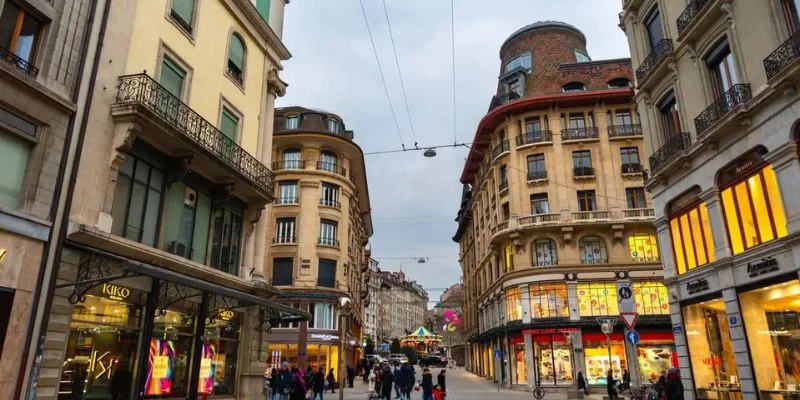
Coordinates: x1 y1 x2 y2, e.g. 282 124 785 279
532 376 545 400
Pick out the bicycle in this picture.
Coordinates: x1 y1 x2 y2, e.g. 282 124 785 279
532 377 545 400
628 385 648 400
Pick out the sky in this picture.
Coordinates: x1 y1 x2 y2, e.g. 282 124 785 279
277 0 631 302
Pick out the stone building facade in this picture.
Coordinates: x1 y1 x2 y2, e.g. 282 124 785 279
620 1 800 399
454 21 673 390
378 270 428 340
364 258 381 341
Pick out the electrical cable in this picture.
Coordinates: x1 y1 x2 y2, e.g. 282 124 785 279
364 141 471 155
381 0 418 146
450 0 457 145
359 0 407 150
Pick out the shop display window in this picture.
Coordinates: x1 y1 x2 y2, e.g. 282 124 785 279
529 283 569 319
535 335 574 385
60 279 149 400
739 280 800 399
577 282 619 317
628 233 659 262
670 203 715 274
682 299 741 399
636 333 676 382
513 341 527 385
506 287 522 322
583 333 626 385
633 281 669 315
203 303 242 395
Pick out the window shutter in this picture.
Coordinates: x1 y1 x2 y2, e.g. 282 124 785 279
256 0 270 23
229 35 245 71
221 109 239 140
0 130 30 210
160 58 185 98
191 192 211 264
171 0 195 26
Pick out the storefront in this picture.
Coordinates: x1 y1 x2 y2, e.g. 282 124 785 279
267 335 340 377
534 333 574 386
583 332 626 385
636 332 676 382
510 335 526 385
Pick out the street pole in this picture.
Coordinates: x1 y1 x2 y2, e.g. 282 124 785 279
339 313 347 400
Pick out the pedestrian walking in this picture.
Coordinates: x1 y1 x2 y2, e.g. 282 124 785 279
399 361 415 399
109 362 132 400
373 365 382 394
577 371 589 395
421 368 434 400
268 368 279 400
654 371 667 399
327 368 336 393
622 369 631 393
606 370 619 400
394 366 402 399
381 366 395 400
437 369 447 398
363 360 371 383
290 369 307 400
665 368 685 400
276 362 293 400
347 365 355 388
311 367 325 400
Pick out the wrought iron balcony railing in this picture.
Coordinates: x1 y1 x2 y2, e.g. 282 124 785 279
0 46 39 77
320 198 341 209
527 170 547 181
115 73 275 194
561 127 599 141
608 124 642 138
649 132 691 172
676 0 710 36
621 163 643 174
765 30 800 80
492 139 510 158
516 130 553 146
316 161 348 177
636 39 673 83
273 160 306 170
695 84 751 136
573 166 595 177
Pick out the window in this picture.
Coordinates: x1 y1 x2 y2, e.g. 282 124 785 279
632 281 668 315
527 154 546 180
505 287 522 321
319 151 337 172
272 258 293 285
0 2 42 65
501 203 510 221
574 49 591 62
311 303 337 329
321 182 339 208
166 185 198 258
614 110 633 126
285 115 299 130
562 82 585 93
498 165 508 190
620 147 641 173
169 0 195 32
0 128 32 210
319 219 338 246
572 151 593 176
318 259 337 288
111 155 165 246
526 117 542 134
669 203 716 274
577 282 618 316
159 56 186 99
503 244 513 272
277 181 298 204
579 235 607 264
658 91 681 140
208 207 243 275
706 38 738 97
781 0 800 33
505 52 532 72
274 217 296 243
608 78 631 89
720 164 788 255
629 233 659 262
529 283 568 318
282 148 302 169
256 0 270 22
227 34 246 85
327 119 339 133
626 188 647 209
645 7 664 52
530 193 549 215
532 238 557 266
577 190 596 212
220 107 239 140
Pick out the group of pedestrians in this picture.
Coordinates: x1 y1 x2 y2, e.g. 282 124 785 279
366 361 446 400
267 362 339 400
597 368 684 400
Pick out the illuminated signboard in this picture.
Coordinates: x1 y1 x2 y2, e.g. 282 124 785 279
101 283 131 301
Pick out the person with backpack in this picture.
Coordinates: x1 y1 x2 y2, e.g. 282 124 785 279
381 366 395 400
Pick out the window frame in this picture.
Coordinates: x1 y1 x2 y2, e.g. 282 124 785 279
285 115 300 130
532 238 557 266
644 6 664 52
781 0 800 34
562 82 586 93
526 153 546 180
321 182 339 208
281 148 302 169
626 187 647 209
319 219 338 246
319 150 338 172
110 154 166 247
705 38 738 98
504 52 532 73
0 106 36 211
207 205 244 275
274 217 296 243
579 235 608 264
219 103 241 142
669 202 716 274
318 259 337 288
156 46 193 101
0 1 43 65
327 118 339 133
530 193 549 215
628 233 660 262
620 147 641 169
657 91 681 140
226 32 247 87
607 78 632 89
166 0 199 37
272 257 294 286
277 180 298 204
574 49 591 63
577 190 597 212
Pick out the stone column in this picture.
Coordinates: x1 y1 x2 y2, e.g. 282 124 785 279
699 188 731 261
722 287 756 400
765 141 800 234
668 301 696 400
523 331 535 390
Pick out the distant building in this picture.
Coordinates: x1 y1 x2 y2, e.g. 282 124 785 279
378 270 429 341
431 283 466 365
364 258 381 340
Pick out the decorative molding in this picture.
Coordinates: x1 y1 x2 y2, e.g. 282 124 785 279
267 69 288 97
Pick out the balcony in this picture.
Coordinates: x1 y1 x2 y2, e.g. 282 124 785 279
648 132 691 173
273 236 296 244
573 166 595 178
621 163 643 174
527 171 547 181
635 39 673 89
273 160 306 171
320 198 341 209
318 237 339 247
516 130 553 146
114 74 275 199
490 221 509 235
561 127 599 141
518 213 561 226
677 0 710 36
765 31 800 81
572 211 611 222
623 208 655 219
695 84 751 137
491 139 510 159
498 180 508 192
0 47 39 77
276 196 299 205
608 124 642 139
316 161 348 177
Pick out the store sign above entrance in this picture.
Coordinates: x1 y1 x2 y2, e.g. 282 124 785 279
101 283 131 301
522 328 579 335
717 147 767 187
686 278 710 295
747 257 779 278
310 334 339 341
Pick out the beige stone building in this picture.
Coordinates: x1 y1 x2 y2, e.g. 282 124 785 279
12 1 311 399
454 21 672 389
377 270 428 341
620 1 800 399
264 106 373 374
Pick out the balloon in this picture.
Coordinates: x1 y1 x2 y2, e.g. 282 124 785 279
443 310 455 320
447 323 456 332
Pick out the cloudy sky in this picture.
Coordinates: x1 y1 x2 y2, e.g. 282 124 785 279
277 0 631 302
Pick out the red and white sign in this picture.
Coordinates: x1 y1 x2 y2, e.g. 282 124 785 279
620 312 639 330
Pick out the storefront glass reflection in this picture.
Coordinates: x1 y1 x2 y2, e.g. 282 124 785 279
535 335 573 385
583 333 625 385
204 305 241 395
637 334 676 382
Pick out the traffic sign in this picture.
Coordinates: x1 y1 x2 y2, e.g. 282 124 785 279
616 279 635 313
618 286 632 299
620 312 639 330
626 330 640 345
493 349 501 358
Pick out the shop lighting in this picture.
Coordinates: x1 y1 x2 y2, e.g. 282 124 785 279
0 248 7 263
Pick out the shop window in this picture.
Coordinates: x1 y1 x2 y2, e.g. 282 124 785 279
267 343 301 371
511 336 527 385
637 333 676 382
111 154 165 247
272 258 293 285
282 148 302 169
226 33 245 85
682 299 740 396
535 335 574 385
579 236 607 264
530 193 549 214
720 164 788 255
0 1 42 65
505 287 522 321
532 238 557 267
669 202 716 274
583 332 626 385
632 281 669 315
529 283 568 318
203 302 241 395
0 126 32 210
503 244 513 272
628 233 659 262
577 282 618 316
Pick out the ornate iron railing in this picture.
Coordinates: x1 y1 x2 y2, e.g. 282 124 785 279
518 213 561 226
677 0 711 36
649 132 691 172
0 46 39 77
621 163 643 174
623 208 655 218
492 139 510 158
695 84 751 136
573 166 595 177
527 171 547 181
608 124 642 138
115 74 275 195
561 127 599 141
765 30 800 80
635 39 673 83
516 130 553 146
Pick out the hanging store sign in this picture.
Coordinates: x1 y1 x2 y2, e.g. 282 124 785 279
717 147 767 187
522 328 579 335
101 283 131 301
686 278 710 295
747 257 779 278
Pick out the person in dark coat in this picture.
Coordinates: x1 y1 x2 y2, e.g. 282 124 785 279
664 368 685 400
607 370 618 400
399 362 415 399
437 369 447 398
290 369 307 400
70 363 87 400
421 368 434 400
381 367 395 400
276 362 294 400
268 368 279 400
327 368 336 393
110 362 132 400
347 365 355 388
577 371 589 395
311 367 325 400
622 369 631 393
373 365 382 393
363 360 371 383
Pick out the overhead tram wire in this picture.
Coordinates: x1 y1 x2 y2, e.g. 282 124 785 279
359 0 407 150
450 0 457 145
364 141 471 156
381 0 418 147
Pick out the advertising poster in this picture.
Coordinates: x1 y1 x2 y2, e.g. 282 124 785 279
198 344 216 394
144 339 174 395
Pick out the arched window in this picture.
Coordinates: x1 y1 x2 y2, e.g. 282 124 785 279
532 239 557 266
579 236 607 264
282 148 301 169
319 151 337 172
227 33 246 84
562 82 585 93
607 78 631 88
628 233 659 262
